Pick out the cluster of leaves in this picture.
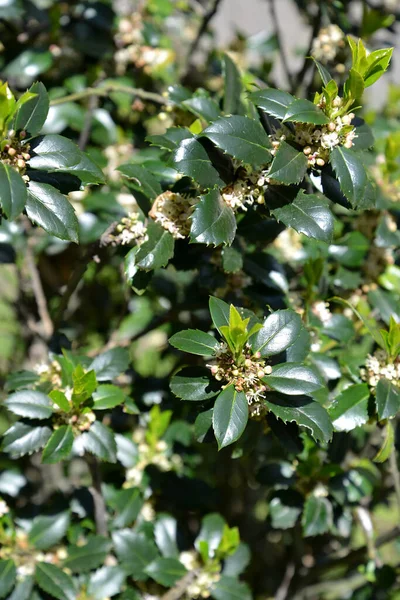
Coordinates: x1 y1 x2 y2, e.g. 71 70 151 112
1 0 400 599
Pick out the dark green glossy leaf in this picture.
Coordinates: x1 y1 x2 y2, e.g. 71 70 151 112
89 347 130 382
223 542 251 577
376 378 400 420
111 488 143 529
302 495 333 537
190 189 236 246
330 146 375 209
87 566 126 600
223 53 243 116
222 246 243 273
283 99 329 125
7 576 33 600
154 514 179 558
64 536 111 572
267 141 308 185
26 182 79 242
29 512 70 550
183 96 220 123
169 329 218 356
250 88 294 120
203 115 271 167
133 221 175 271
118 164 162 200
93 384 125 410
0 559 16 599
42 425 74 464
35 563 75 600
2 422 52 458
250 309 302 357
81 421 117 463
145 557 187 587
328 383 370 432
171 137 222 188
0 162 27 220
14 81 49 137
194 408 214 442
352 122 374 150
264 363 323 395
112 530 159 579
170 367 220 401
211 576 252 600
147 128 193 151
271 190 334 243
266 394 332 443
195 513 225 557
5 389 53 419
212 385 248 450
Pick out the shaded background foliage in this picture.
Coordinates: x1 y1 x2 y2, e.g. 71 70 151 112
0 1 400 599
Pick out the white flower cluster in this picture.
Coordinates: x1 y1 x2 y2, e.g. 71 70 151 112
221 170 266 212
35 360 62 388
186 570 221 599
1 130 30 181
311 301 332 325
125 429 183 487
361 350 400 390
312 25 346 71
208 343 272 419
149 191 197 239
271 110 357 167
110 212 148 246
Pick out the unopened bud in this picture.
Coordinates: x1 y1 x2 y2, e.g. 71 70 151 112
211 365 219 375
244 359 252 368
17 159 25 169
316 158 325 167
257 369 265 379
341 115 351 125
19 130 26 139
303 146 312 155
8 147 16 157
22 153 30 161
264 365 272 374
343 140 353 148
328 122 336 132
232 369 239 377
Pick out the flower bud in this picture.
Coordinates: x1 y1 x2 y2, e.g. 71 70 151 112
316 158 325 167
328 122 336 132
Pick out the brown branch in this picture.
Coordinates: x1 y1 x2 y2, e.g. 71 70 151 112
292 6 322 94
189 0 222 57
275 561 295 600
25 241 54 339
160 569 200 600
267 0 293 89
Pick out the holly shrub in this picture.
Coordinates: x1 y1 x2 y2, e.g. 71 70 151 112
0 0 400 599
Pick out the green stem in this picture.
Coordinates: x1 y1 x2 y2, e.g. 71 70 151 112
389 444 400 527
50 83 167 107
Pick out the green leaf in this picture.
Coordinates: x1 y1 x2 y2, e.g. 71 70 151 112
250 88 294 120
134 221 175 271
170 367 220 401
363 47 393 87
87 566 126 600
344 68 364 101
269 492 302 529
93 384 125 410
265 394 332 443
145 557 187 587
6 576 33 600
302 495 333 537
112 530 159 579
5 389 53 419
171 137 222 188
223 53 243 116
195 513 225 557
26 182 79 242
14 81 49 137
212 384 248 450
190 188 236 247
72 365 97 405
250 309 302 357
64 536 111 572
283 99 329 125
89 347 130 382
147 127 193 152
154 514 179 558
118 164 162 200
35 563 76 600
376 379 400 420
29 134 104 184
374 421 394 463
42 426 74 464
223 542 251 577
2 422 52 458
211 576 252 600
264 363 323 395
352 122 374 151
271 190 334 243
111 488 143 529
0 162 27 220
0 559 16 599
222 246 243 273
49 390 70 412
81 421 117 463
328 384 370 432
267 141 308 185
203 116 271 168
330 146 375 209
169 329 218 356
29 512 70 550
183 96 221 123
312 59 332 86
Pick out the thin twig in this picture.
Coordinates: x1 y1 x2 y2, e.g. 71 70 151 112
160 569 200 600
390 445 400 527
275 561 295 600
188 0 222 57
50 83 166 107
292 6 322 94
88 456 108 537
79 93 99 150
25 241 54 339
267 0 293 89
